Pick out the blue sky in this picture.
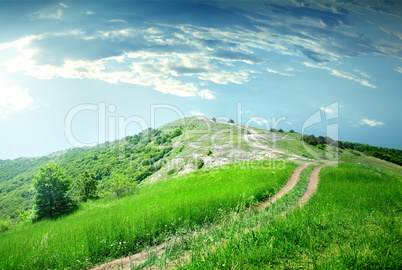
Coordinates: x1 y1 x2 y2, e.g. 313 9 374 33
0 0 401 159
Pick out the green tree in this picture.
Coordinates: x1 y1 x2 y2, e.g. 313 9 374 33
289 129 295 133
32 163 74 220
111 173 137 196
278 128 284 133
77 171 98 202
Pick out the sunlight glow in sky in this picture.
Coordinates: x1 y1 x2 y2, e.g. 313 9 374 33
0 0 401 159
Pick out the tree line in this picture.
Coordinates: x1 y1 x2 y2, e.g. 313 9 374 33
302 134 402 166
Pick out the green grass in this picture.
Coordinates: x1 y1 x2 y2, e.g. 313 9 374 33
176 163 401 269
0 161 297 270
133 164 318 269
340 149 402 175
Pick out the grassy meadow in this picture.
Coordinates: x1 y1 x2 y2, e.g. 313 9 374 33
172 163 401 269
0 161 296 269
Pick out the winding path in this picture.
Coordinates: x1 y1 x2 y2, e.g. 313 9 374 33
254 161 317 211
298 161 337 207
90 162 335 270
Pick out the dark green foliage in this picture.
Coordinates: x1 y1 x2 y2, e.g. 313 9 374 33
171 127 182 138
32 163 74 221
269 128 276 132
212 118 216 122
228 119 234 124
196 158 204 169
207 150 212 156
317 144 326 150
289 129 295 133
278 128 284 133
302 134 402 166
167 169 176 176
76 171 98 202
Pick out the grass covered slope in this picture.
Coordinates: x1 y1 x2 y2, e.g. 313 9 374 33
179 163 402 269
0 161 296 270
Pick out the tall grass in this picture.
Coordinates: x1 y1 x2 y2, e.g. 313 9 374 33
177 163 402 269
0 161 296 269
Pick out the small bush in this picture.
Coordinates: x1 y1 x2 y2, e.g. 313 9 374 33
167 169 176 176
0 220 12 233
207 150 212 156
196 158 204 169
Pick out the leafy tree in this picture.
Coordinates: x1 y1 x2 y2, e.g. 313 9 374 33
278 128 284 133
77 171 98 202
289 129 295 133
228 119 234 124
270 128 276 132
212 118 216 122
111 173 137 196
32 163 74 220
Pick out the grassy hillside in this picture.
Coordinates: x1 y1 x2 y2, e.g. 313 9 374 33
1 116 400 223
0 162 296 269
0 117 401 270
156 163 401 269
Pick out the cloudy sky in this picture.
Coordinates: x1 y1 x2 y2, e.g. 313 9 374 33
0 0 401 159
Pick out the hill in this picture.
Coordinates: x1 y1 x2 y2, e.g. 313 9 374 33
1 116 401 222
0 117 401 269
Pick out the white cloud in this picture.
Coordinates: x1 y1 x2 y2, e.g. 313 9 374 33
358 119 385 127
395 67 402 73
198 89 215 99
250 117 270 126
394 31 402 40
266 67 293 76
190 110 204 116
32 9 63 20
0 85 33 117
303 62 376 88
379 26 391 35
354 69 370 78
108 19 128 24
59 3 68 8
86 11 93 15
153 77 198 97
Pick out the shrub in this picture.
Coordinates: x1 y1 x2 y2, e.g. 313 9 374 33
0 219 12 233
111 173 137 196
196 158 204 169
167 169 176 176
